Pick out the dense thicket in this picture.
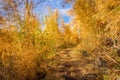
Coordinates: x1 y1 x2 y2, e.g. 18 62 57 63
0 0 80 80
73 0 120 79
0 0 120 79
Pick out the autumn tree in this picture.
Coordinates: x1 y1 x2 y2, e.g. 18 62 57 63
73 0 120 50
72 0 120 79
43 9 64 51
0 0 48 79
94 0 120 46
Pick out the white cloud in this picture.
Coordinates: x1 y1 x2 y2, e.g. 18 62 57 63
58 8 71 16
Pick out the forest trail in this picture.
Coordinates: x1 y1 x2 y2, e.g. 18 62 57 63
47 48 103 80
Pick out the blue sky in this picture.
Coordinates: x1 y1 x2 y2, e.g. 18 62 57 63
34 0 74 23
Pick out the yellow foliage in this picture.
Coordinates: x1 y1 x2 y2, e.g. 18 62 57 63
2 0 120 79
